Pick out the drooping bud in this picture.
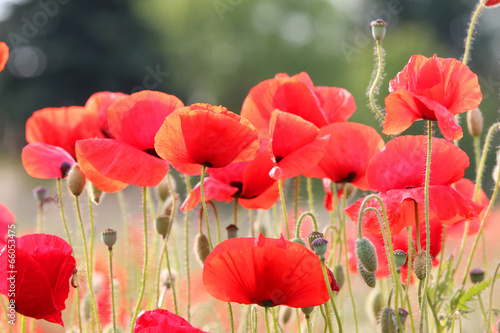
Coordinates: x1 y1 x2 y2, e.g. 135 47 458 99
226 224 239 239
67 164 86 196
413 252 427 280
301 306 314 317
493 149 500 184
291 237 307 247
101 228 117 249
311 238 328 260
194 233 211 266
469 268 485 284
333 264 345 290
88 183 105 205
391 308 409 330
155 215 172 239
371 19 388 41
393 250 408 273
380 307 397 333
366 289 384 325
357 261 376 288
279 306 293 326
355 237 378 273
33 186 48 204
308 231 324 249
467 108 483 137
156 174 176 202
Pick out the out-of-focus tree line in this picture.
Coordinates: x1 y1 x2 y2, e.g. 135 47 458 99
0 0 498 160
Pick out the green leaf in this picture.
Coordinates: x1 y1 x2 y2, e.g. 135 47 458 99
456 278 492 311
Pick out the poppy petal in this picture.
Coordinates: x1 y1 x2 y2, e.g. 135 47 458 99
0 42 8 72
239 183 279 210
84 91 128 138
180 177 238 212
22 143 75 179
313 86 356 123
383 89 422 136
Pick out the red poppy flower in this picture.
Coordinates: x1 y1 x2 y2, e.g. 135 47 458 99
181 150 279 211
485 0 500 7
268 110 329 180
445 178 489 237
345 136 483 236
76 91 183 192
203 234 338 308
383 55 482 141
155 103 259 175
134 309 207 333
22 142 75 179
0 203 14 248
0 42 8 72
241 72 356 137
0 233 76 326
303 122 384 190
82 91 128 139
347 216 443 282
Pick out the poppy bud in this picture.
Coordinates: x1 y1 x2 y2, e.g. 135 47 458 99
311 237 328 261
493 149 500 184
194 233 211 266
355 237 378 273
357 261 376 288
101 228 117 249
81 293 92 321
393 250 408 273
380 307 397 333
366 289 384 325
469 268 485 283
67 164 86 196
88 183 105 205
155 215 172 239
279 306 293 325
371 19 388 41
291 237 307 247
333 264 345 290
308 231 324 249
391 308 409 329
301 306 314 317
156 174 176 202
226 224 239 239
413 252 427 280
467 108 483 138
160 268 177 289
33 186 48 203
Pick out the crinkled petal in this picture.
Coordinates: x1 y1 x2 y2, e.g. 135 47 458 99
313 86 356 123
180 178 238 212
22 143 75 179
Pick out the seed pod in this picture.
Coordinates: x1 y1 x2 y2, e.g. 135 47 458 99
371 19 388 41
469 268 485 284
391 308 409 330
380 307 397 333
33 186 48 203
307 231 324 249
301 306 314 317
355 237 378 273
393 250 408 272
160 268 177 289
413 252 427 280
311 238 328 260
101 228 117 249
67 164 86 196
357 261 376 288
194 233 211 266
226 224 239 239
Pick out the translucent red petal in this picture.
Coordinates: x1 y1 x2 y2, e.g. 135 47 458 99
22 143 75 179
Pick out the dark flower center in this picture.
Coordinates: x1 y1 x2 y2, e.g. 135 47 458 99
275 155 284 163
404 186 415 189
60 161 72 178
230 181 243 197
341 172 356 183
143 148 161 159
203 162 213 168
261 299 274 307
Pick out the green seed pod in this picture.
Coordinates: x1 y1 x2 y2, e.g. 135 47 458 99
333 264 345 290
301 306 314 317
194 233 211 266
307 231 324 249
380 307 397 333
355 237 378 273
311 238 328 261
357 261 376 288
391 308 409 330
226 224 239 239
155 215 172 239
469 268 485 284
393 250 408 272
101 228 117 249
67 164 86 197
279 306 293 326
371 19 388 41
413 252 427 280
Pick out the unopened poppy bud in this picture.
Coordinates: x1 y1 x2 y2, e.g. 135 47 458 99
156 174 176 202
380 307 397 333
33 186 48 203
226 224 239 239
355 237 378 273
467 108 483 137
311 238 328 261
155 215 171 239
160 268 177 289
101 228 117 249
333 264 345 290
291 237 307 247
308 231 324 249
391 308 409 329
301 306 314 317
469 268 485 283
90 183 105 204
393 250 408 272
366 289 384 325
194 233 211 266
371 19 388 41
413 252 427 280
357 261 376 288
161 195 175 217
67 164 86 196
279 306 293 325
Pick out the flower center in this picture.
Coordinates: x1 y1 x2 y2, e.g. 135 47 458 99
143 148 161 159
230 181 243 197
261 299 274 307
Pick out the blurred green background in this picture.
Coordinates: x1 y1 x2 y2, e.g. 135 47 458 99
0 0 499 174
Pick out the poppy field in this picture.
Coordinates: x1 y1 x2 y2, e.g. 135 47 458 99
3 1 500 332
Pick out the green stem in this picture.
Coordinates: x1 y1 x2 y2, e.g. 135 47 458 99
321 261 341 333
405 227 416 333
36 202 43 233
130 187 149 333
227 303 235 333
207 201 221 244
367 40 386 121
75 196 101 332
295 308 302 333
294 176 300 224
88 195 95 287
414 200 421 253
251 306 258 333
462 3 485 65
56 178 73 247
0 296 14 333
305 314 313 333
278 179 291 239
117 191 133 311
200 166 213 250
164 240 179 314
306 177 314 212
265 307 272 333
486 261 500 332
294 212 319 238
184 175 192 321
108 247 117 333
20 315 25 333
234 198 238 226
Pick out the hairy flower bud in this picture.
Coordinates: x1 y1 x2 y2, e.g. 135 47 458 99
333 264 345 290
357 261 376 288
88 183 105 205
291 237 307 247
467 108 483 137
413 252 427 280
356 237 378 273
156 174 176 202
366 289 384 325
279 306 293 325
194 233 211 266
380 307 397 333
67 164 86 196
155 215 172 239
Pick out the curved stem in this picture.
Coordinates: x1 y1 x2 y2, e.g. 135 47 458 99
278 179 291 239
108 247 117 333
306 177 314 212
184 175 192 321
130 187 149 333
207 201 221 244
200 166 213 250
294 211 319 239
321 260 341 333
462 3 485 65
367 40 386 121
486 261 500 332
227 303 235 333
